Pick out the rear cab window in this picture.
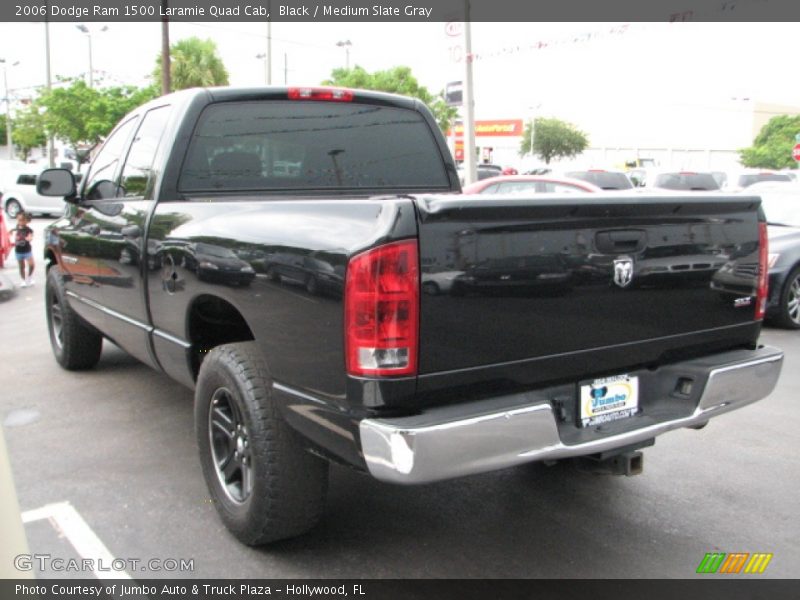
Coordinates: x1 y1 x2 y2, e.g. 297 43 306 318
565 171 633 190
179 101 450 194
654 173 720 191
738 173 792 188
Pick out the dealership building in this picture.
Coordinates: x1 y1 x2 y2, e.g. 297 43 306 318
450 100 800 173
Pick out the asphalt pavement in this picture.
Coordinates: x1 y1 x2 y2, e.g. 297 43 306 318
1 216 798 579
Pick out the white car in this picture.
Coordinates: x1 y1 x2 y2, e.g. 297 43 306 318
3 172 70 217
643 170 721 192
726 169 793 191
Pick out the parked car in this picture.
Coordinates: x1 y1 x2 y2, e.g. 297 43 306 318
457 163 503 184
562 168 634 190
732 170 793 190
3 172 78 217
645 171 720 191
262 250 344 296
462 174 601 195
185 242 256 287
744 183 800 328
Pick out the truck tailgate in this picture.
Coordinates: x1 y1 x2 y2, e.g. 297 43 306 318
415 194 763 390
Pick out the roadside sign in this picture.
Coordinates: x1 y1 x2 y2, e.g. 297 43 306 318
445 81 463 107
445 21 463 37
793 143 800 162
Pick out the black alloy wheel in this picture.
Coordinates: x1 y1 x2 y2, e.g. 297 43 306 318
208 386 254 504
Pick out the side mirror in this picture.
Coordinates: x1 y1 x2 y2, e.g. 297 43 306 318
37 169 77 201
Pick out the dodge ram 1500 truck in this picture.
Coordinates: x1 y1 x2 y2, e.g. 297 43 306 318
37 86 783 545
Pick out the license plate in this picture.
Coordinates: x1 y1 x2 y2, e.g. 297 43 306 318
579 374 639 428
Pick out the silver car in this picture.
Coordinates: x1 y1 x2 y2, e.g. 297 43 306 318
3 172 69 217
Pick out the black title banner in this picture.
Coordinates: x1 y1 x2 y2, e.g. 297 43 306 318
4 0 800 22
4 579 800 600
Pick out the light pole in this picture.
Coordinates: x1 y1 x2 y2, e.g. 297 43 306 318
528 102 542 158
265 12 272 85
336 40 352 69
0 59 19 156
75 25 108 88
45 21 54 167
461 1 476 186
255 53 269 85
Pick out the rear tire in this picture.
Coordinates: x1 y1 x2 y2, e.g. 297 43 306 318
774 266 800 329
195 342 328 545
46 267 103 370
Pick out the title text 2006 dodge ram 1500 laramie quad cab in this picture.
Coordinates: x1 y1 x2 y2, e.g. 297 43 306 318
37 87 783 545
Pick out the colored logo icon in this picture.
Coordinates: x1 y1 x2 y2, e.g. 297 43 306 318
696 552 773 574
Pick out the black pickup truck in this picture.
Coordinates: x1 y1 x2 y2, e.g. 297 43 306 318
37 87 783 545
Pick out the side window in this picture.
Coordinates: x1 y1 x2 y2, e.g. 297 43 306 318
83 117 139 200
548 183 592 194
496 182 537 195
119 105 172 198
17 175 37 186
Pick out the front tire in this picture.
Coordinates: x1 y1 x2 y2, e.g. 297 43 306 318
46 267 103 370
774 266 800 329
422 281 440 296
5 199 21 218
195 342 328 545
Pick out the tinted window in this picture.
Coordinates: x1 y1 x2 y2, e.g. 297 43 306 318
738 173 792 188
565 171 633 190
16 174 37 186
546 182 592 193
84 117 139 200
179 101 449 192
654 173 720 191
119 105 172 198
495 181 540 194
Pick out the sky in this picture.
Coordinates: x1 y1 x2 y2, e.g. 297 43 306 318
0 21 796 159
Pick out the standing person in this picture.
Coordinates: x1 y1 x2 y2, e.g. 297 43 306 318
10 212 35 287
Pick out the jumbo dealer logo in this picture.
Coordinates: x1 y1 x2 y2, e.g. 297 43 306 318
580 375 639 427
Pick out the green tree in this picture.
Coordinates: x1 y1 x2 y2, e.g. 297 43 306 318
739 115 800 170
152 37 229 91
11 104 47 161
323 65 458 133
38 79 156 169
519 117 589 164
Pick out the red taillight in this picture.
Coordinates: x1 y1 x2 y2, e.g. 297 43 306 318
345 240 419 377
756 221 769 320
288 87 354 102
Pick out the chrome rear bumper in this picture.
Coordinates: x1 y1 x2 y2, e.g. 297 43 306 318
359 346 783 484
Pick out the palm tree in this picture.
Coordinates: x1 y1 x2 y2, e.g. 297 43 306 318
153 37 229 91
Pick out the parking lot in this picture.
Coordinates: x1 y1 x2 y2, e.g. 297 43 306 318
2 216 799 579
